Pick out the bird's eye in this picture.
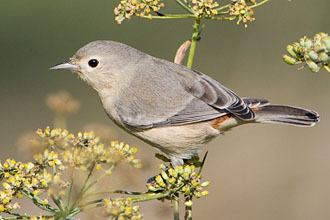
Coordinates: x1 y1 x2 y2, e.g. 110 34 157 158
88 59 99 68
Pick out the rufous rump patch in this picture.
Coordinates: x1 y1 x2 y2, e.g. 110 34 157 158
210 115 232 128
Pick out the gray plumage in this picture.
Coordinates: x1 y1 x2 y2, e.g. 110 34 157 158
51 40 320 166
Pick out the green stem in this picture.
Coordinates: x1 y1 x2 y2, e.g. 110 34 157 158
187 18 201 68
69 163 95 210
173 198 180 220
175 0 194 14
131 192 169 203
139 14 195 19
184 198 193 220
66 169 74 207
21 188 57 213
84 190 145 199
79 192 169 210
250 0 270 9
216 4 231 12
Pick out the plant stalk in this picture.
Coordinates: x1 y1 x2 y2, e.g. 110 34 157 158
184 200 193 220
187 18 201 68
173 198 180 220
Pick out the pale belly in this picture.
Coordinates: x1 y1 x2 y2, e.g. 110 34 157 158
134 116 242 159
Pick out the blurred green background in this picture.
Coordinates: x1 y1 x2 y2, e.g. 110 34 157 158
0 0 329 219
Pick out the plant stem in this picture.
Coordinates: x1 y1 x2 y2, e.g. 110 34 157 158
131 192 169 203
79 192 169 210
184 198 193 220
187 18 201 68
175 0 194 14
173 198 180 220
69 163 95 210
139 14 195 19
21 188 57 213
250 0 270 9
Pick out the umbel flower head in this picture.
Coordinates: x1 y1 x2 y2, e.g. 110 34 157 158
103 198 143 220
114 0 165 24
0 157 59 213
146 163 210 200
283 32 330 73
36 127 142 170
190 0 219 18
229 0 256 27
0 127 142 218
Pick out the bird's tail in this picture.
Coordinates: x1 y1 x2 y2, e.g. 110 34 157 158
253 105 320 127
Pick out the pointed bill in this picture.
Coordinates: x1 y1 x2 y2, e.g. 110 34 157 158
50 62 78 71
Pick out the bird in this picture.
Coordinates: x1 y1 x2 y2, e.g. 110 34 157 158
51 40 320 166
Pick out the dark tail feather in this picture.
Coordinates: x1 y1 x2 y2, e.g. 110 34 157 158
254 105 320 127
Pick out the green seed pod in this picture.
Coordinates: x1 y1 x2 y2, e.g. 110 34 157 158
283 55 297 65
293 43 303 58
319 52 329 63
286 45 298 58
300 37 313 49
307 51 319 62
321 37 330 50
324 65 330 73
306 60 321 72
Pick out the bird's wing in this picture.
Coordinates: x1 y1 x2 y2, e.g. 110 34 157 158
182 70 255 120
115 57 257 129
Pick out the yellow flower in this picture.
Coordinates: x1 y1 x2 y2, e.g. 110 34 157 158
114 0 165 24
0 204 5 212
229 0 255 27
191 0 219 18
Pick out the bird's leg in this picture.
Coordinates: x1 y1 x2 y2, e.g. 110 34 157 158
170 156 185 167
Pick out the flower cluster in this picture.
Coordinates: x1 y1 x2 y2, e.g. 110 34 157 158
146 164 210 200
114 0 165 24
190 0 219 18
283 32 330 73
103 198 143 220
0 127 142 218
229 0 256 27
36 127 141 171
0 157 59 214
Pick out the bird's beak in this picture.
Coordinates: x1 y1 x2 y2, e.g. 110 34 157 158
50 62 78 71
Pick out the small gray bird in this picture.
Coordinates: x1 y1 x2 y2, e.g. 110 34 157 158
51 41 320 166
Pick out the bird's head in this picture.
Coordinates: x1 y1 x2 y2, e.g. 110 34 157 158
50 40 138 91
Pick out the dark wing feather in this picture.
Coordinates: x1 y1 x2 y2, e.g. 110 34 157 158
187 71 255 120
